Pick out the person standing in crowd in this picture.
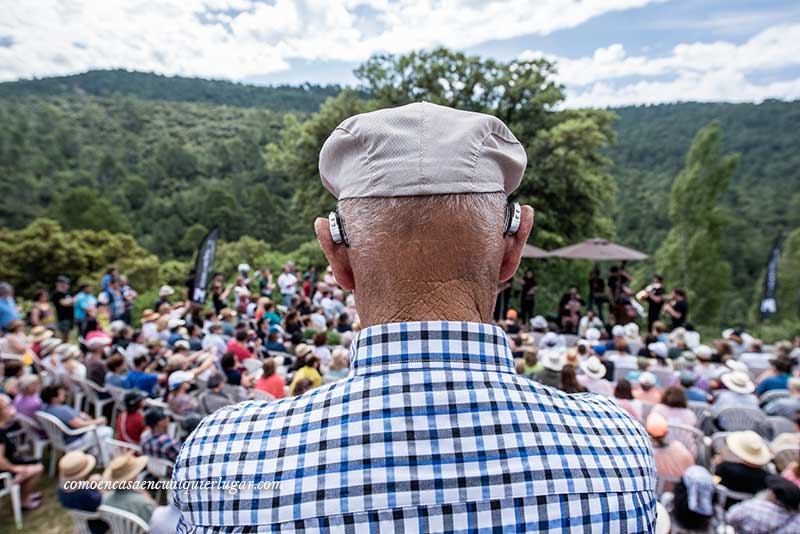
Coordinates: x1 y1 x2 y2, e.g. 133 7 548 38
0 282 20 333
558 285 584 334
100 276 125 322
607 264 632 322
258 267 275 298
587 266 607 321
726 475 800 534
118 275 137 324
277 264 298 308
73 283 97 334
663 288 688 330
643 275 665 333
520 269 538 323
52 276 74 342
173 103 656 532
154 285 175 312
29 289 56 328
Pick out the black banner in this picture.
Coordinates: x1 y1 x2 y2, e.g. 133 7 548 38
759 235 782 320
191 226 220 305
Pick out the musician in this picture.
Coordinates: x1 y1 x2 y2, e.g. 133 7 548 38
587 266 608 321
607 263 633 323
643 275 665 332
558 286 585 334
663 288 689 330
519 270 538 323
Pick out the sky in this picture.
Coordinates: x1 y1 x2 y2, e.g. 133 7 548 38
1 0 799 107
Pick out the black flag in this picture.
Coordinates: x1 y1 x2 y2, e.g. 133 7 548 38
759 235 782 320
191 226 220 306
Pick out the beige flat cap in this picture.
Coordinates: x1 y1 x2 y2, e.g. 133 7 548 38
319 102 527 199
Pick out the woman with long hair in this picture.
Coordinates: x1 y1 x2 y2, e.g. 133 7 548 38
560 365 587 394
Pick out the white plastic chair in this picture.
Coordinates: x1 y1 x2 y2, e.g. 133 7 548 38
765 415 796 440
650 368 675 389
759 388 790 407
613 365 638 383
13 413 49 462
107 438 142 458
0 472 22 530
687 401 711 429
773 447 800 472
34 411 102 476
716 406 766 434
97 505 150 534
68 508 105 534
147 456 175 502
74 376 115 419
667 423 706 464
714 484 755 527
105 384 128 428
251 389 275 402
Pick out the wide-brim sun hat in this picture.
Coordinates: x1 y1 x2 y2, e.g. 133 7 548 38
530 316 548 330
580 356 606 379
611 325 625 337
168 370 195 391
724 360 748 373
720 371 755 394
59 451 96 481
585 328 601 343
30 326 53 343
639 372 657 387
39 337 62 357
540 349 564 372
692 344 713 361
103 453 149 482
725 431 771 466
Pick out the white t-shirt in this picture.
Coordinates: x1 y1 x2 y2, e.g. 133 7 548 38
278 273 297 295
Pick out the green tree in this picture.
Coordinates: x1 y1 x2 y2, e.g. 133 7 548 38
654 122 739 326
50 186 132 233
776 227 800 322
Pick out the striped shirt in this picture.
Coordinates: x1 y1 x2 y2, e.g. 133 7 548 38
173 321 656 532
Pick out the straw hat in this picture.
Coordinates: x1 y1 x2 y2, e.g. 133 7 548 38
294 343 313 359
692 344 714 361
103 452 149 482
30 326 53 343
219 308 237 319
725 431 771 466
39 337 62 357
725 360 748 373
59 451 96 481
585 328 601 343
580 356 607 380
720 371 755 394
141 309 160 322
540 349 564 372
564 348 580 368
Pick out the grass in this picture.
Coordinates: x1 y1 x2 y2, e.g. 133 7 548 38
0 472 72 533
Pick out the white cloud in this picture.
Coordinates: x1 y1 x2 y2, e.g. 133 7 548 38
520 24 800 107
0 0 660 82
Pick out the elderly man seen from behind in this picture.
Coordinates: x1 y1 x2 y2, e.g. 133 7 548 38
173 102 656 532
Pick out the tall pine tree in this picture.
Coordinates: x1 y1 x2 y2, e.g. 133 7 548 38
655 121 738 326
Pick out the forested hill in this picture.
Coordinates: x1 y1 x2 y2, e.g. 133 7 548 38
0 70 343 113
1 70 798 322
608 100 800 314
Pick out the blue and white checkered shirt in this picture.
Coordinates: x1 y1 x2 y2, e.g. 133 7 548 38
173 321 656 532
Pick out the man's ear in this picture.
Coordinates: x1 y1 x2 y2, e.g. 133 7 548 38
314 217 355 291
499 205 534 283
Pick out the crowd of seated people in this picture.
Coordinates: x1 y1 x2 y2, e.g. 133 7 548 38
500 308 800 531
0 264 798 530
0 264 358 529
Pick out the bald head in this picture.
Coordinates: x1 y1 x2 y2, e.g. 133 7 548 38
316 193 533 326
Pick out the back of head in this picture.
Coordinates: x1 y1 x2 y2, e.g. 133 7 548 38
767 474 800 511
339 193 507 325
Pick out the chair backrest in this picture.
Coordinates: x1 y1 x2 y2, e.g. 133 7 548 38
640 402 655 420
68 509 105 534
687 401 711 420
34 410 69 449
765 416 796 440
773 447 800 472
14 412 44 440
759 388 790 407
107 438 142 458
747 363 771 381
613 365 638 383
73 375 107 404
716 406 766 433
144 398 168 410
650 368 675 389
251 390 275 402
667 423 704 459
714 484 755 509
709 432 733 457
655 475 681 497
97 505 149 534
147 456 175 479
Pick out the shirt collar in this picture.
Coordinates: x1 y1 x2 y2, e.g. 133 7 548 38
349 321 515 376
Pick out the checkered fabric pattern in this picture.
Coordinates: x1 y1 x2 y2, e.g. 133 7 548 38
726 498 800 533
141 429 181 462
173 321 656 533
